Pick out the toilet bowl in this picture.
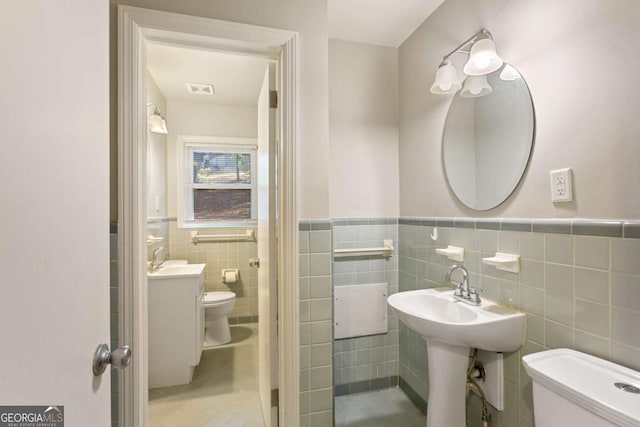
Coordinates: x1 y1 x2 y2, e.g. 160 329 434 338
523 348 640 427
202 291 236 347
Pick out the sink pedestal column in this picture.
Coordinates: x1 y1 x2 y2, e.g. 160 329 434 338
425 340 469 427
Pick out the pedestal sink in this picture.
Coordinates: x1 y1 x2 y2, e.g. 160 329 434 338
387 287 525 427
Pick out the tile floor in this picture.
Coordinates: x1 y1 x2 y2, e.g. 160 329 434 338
335 388 426 427
149 324 265 427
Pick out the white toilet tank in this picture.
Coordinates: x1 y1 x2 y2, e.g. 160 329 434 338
523 349 640 427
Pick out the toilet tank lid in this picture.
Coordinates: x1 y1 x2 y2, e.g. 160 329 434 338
522 349 640 426
203 291 236 303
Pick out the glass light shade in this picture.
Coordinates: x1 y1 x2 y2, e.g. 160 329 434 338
148 113 168 134
430 61 462 95
499 64 521 81
463 38 503 76
460 75 492 98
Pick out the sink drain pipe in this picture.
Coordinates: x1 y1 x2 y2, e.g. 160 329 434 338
467 348 490 427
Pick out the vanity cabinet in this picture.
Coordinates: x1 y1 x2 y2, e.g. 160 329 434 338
148 264 205 388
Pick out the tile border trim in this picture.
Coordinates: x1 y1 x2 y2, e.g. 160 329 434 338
299 219 332 231
228 315 259 325
332 218 399 226
398 377 428 414
396 217 640 239
122 218 640 238
624 222 640 238
334 375 399 397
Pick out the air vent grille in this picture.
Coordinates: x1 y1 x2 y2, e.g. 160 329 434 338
186 83 215 96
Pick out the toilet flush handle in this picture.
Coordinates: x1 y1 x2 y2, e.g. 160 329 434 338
249 258 260 268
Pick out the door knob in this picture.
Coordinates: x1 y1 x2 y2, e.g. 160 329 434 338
249 258 261 268
93 343 131 376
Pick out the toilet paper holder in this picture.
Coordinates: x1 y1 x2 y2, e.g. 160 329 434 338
222 269 239 284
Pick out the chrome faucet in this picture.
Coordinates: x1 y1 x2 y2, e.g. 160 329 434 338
446 264 481 306
149 247 169 272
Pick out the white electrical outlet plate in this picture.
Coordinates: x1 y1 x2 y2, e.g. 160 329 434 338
550 168 573 202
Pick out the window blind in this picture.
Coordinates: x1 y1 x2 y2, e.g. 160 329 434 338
183 144 257 223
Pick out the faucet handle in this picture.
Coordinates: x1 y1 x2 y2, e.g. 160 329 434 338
452 280 464 296
468 288 482 304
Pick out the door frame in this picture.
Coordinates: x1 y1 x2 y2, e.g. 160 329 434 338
117 6 299 426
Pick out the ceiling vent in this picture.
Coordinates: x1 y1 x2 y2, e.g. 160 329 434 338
186 83 215 96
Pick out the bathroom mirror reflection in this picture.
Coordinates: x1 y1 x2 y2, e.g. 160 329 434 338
442 64 535 211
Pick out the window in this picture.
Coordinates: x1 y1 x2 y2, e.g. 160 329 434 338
178 137 257 227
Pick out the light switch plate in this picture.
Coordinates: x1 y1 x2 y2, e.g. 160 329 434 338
550 168 573 202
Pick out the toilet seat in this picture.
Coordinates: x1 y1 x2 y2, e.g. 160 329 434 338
203 291 235 306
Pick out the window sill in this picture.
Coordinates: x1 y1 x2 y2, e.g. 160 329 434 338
178 220 257 229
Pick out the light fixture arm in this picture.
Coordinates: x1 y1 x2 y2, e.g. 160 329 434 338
439 29 493 66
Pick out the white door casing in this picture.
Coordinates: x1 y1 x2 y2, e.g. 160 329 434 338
118 6 299 426
0 1 111 425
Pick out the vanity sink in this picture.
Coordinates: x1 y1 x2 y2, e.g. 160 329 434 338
387 287 525 427
148 262 206 388
387 287 524 352
148 263 205 278
162 259 188 266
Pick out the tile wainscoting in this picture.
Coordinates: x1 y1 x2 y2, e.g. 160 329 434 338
114 216 640 427
332 219 399 395
300 217 640 427
146 219 260 321
299 220 334 427
398 217 640 427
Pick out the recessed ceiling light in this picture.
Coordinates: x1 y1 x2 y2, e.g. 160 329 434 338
186 83 215 96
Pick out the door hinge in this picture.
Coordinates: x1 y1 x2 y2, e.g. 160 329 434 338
269 90 278 109
271 388 279 407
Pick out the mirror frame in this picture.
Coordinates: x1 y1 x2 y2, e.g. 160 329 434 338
441 64 536 211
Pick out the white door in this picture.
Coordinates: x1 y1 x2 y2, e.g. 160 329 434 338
257 64 279 426
0 1 113 426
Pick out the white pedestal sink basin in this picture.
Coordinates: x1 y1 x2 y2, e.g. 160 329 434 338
387 287 525 427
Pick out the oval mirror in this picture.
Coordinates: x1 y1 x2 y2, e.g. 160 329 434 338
443 64 535 210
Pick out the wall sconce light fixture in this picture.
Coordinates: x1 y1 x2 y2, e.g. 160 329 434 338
430 29 504 95
147 103 168 134
460 75 493 98
430 59 462 94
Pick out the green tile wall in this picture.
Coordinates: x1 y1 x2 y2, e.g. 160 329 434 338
398 218 640 427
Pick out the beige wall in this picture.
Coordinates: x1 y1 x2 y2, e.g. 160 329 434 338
165 101 258 218
399 0 640 219
110 0 329 220
146 72 167 218
329 39 399 218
